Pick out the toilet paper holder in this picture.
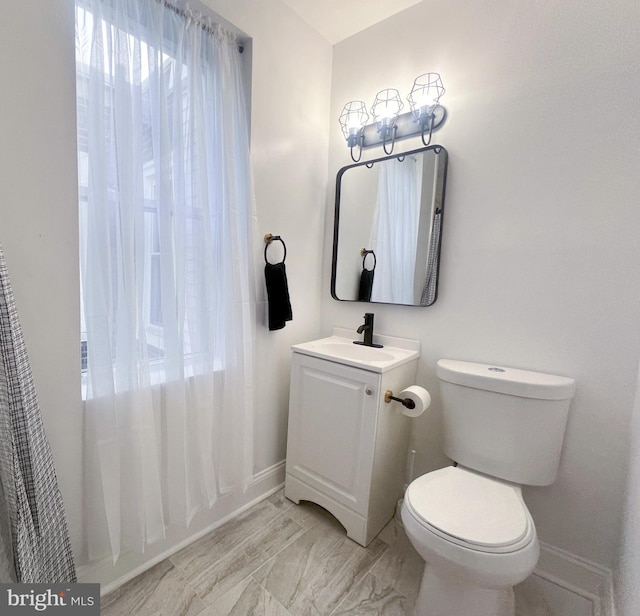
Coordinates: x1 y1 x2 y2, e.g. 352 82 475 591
384 390 416 410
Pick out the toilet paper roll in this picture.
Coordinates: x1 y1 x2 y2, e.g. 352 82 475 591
399 385 431 417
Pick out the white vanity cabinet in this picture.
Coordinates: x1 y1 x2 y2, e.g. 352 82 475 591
284 331 419 546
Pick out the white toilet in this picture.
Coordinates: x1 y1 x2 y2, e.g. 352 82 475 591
401 359 575 616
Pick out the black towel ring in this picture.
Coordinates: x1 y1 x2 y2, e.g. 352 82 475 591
360 248 376 272
264 233 287 265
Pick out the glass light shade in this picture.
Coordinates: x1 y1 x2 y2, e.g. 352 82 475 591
371 89 404 133
407 73 445 124
339 101 369 147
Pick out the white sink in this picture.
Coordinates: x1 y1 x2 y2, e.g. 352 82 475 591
292 329 419 373
315 341 396 362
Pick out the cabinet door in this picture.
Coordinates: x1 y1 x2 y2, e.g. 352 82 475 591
286 353 380 515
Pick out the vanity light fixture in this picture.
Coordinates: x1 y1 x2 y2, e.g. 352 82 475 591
339 73 446 160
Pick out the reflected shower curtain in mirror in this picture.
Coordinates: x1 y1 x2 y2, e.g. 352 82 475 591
76 0 257 562
420 208 441 306
370 157 421 304
0 245 76 582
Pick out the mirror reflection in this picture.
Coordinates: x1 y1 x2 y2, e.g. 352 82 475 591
331 145 448 306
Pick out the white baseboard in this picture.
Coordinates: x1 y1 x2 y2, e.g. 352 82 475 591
77 460 286 596
536 542 614 616
251 460 286 485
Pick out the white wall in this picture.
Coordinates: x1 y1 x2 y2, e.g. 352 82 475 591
0 0 331 583
201 0 332 477
0 0 83 565
323 0 640 570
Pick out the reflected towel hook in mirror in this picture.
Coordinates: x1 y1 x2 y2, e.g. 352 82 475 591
360 248 377 272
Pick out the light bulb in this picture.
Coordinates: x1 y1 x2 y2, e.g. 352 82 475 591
339 100 369 147
371 88 403 138
408 73 445 125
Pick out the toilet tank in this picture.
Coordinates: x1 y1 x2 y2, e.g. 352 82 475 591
437 359 576 486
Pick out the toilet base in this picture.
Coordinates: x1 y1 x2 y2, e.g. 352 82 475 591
416 564 515 616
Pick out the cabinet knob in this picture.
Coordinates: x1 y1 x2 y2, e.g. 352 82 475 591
365 387 373 396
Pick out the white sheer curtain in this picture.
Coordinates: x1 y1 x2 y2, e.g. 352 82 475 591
370 156 421 304
75 0 256 562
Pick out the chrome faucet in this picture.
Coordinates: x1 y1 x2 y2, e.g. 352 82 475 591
354 312 383 348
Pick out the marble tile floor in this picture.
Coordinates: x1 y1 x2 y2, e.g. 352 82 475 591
101 489 556 616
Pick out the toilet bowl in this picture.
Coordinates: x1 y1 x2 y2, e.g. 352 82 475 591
401 360 575 616
401 466 539 616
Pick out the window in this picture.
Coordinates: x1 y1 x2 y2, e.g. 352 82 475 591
76 0 253 396
78 0 257 561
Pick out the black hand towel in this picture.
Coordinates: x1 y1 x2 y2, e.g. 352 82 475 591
358 268 374 302
265 262 293 330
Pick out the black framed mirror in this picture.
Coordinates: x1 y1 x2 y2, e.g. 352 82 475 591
331 145 448 306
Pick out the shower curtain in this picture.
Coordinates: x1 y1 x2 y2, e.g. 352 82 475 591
370 156 421 304
420 208 441 306
0 245 76 583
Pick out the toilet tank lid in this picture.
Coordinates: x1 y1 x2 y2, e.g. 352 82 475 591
437 359 576 400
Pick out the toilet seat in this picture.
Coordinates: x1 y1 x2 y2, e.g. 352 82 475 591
405 467 534 554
